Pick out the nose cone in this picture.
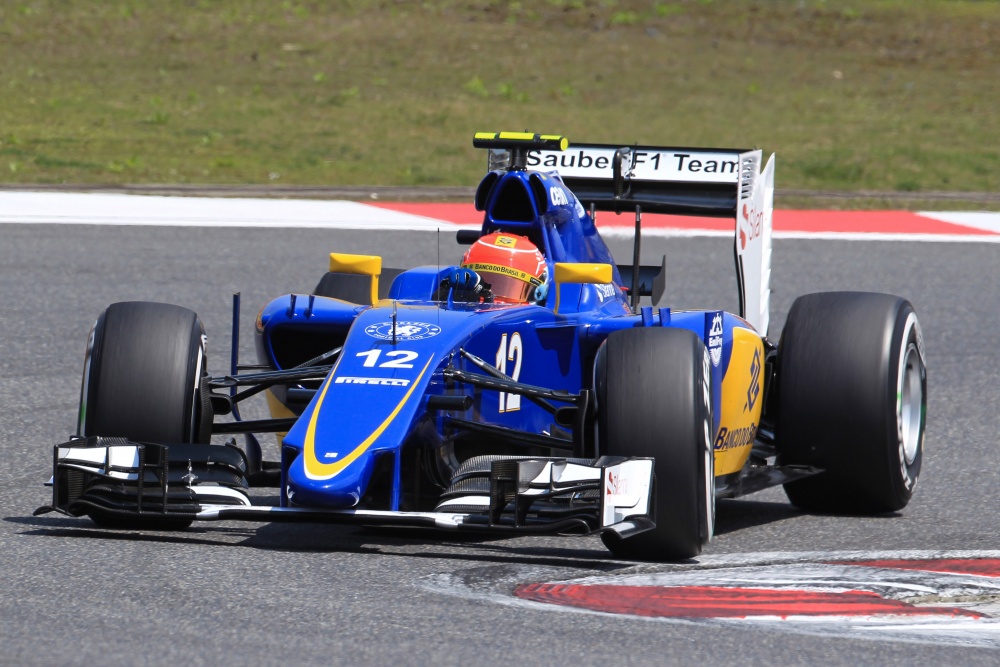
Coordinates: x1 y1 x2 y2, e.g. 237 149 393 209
278 305 486 510
285 449 373 508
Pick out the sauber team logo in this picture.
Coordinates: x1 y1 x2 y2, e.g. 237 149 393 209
364 321 442 341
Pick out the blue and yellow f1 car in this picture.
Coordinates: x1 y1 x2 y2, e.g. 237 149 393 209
38 132 927 561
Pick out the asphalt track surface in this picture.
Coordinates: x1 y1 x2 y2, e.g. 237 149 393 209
2 221 999 666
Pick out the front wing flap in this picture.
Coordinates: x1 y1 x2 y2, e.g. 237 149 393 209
37 438 653 539
37 437 252 521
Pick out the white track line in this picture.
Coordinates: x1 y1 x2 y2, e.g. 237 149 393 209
597 227 1000 243
0 191 465 230
916 211 1000 235
2 191 998 241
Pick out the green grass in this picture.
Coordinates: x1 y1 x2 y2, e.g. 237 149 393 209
1 0 998 201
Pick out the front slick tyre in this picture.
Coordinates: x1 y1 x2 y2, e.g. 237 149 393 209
80 301 211 529
82 301 210 444
597 328 714 561
777 292 926 513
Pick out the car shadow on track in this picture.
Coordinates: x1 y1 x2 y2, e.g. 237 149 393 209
711 497 903 537
7 514 261 548
8 514 636 571
713 498 804 536
12 496 869 568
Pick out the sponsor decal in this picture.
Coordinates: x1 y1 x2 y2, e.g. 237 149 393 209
334 376 411 387
737 153 763 250
739 201 765 250
364 321 441 341
714 330 764 476
745 348 761 412
464 262 539 285
671 153 738 175
526 148 740 183
529 150 611 171
594 283 619 301
549 187 569 207
708 313 723 367
605 470 630 497
714 423 757 451
494 235 517 247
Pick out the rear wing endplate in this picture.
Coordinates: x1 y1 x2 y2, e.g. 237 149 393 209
734 151 774 337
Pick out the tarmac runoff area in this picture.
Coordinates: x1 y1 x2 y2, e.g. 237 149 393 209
1 191 1000 242
4 189 1000 660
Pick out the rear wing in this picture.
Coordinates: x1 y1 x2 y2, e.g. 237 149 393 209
528 143 747 217
522 142 773 336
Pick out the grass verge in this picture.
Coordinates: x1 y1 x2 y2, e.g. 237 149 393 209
0 0 997 201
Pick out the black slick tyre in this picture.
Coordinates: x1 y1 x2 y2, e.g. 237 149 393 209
81 301 211 444
776 292 926 513
596 327 715 561
79 301 212 528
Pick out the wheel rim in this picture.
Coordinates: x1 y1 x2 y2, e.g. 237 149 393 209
899 343 924 465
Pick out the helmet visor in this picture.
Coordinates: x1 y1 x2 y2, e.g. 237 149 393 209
480 271 533 303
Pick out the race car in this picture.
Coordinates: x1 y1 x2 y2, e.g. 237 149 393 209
38 132 927 561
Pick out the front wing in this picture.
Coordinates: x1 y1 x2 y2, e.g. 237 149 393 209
37 437 654 540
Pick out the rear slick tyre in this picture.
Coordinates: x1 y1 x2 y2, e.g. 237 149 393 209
596 327 715 561
777 292 926 513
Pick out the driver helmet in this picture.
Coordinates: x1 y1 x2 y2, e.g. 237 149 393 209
461 232 548 304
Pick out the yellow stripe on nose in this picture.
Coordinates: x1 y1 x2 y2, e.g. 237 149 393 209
304 357 434 480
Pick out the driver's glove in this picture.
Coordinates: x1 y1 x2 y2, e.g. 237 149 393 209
448 267 483 293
